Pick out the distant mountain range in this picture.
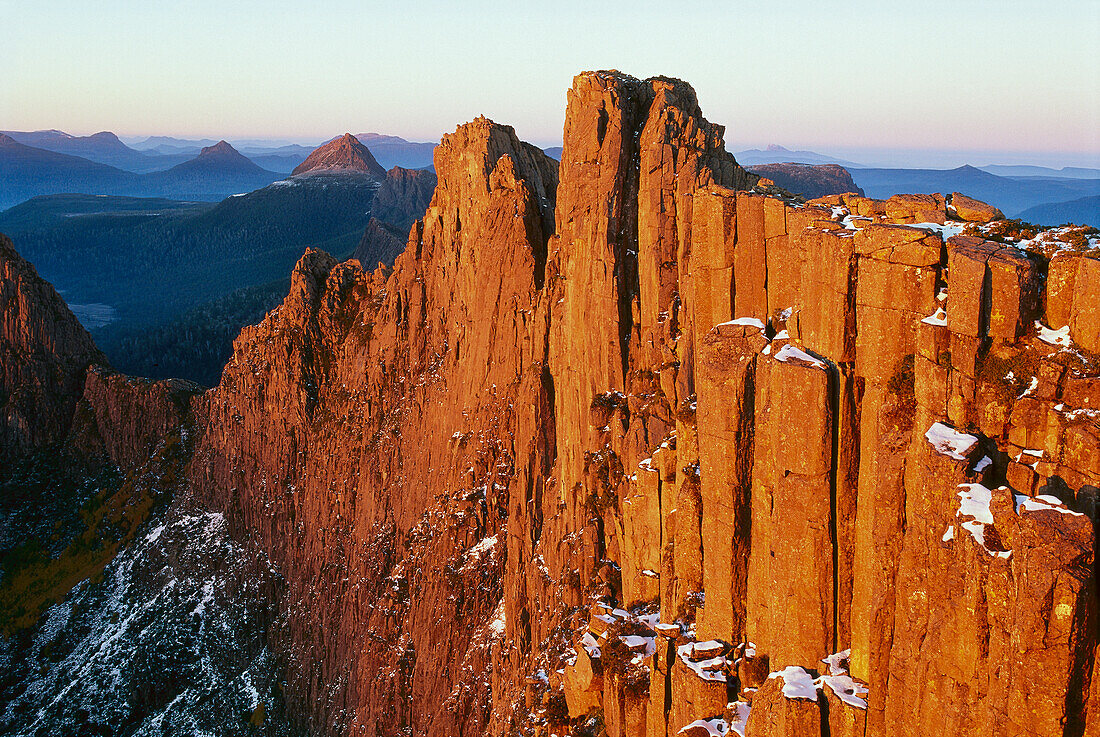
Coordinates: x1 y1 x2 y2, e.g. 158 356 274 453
848 164 1100 218
0 130 446 209
129 135 220 153
1 134 137 208
0 136 281 209
4 128 1098 223
978 164 1100 180
351 133 436 170
1018 194 1100 227
732 144 862 168
0 129 180 172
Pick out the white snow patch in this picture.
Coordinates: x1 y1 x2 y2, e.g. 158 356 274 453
678 717 729 737
581 632 601 659
921 307 948 326
911 221 966 239
1015 493 1085 518
768 665 818 701
1062 407 1100 421
1015 449 1043 469
956 483 1012 559
942 525 955 542
925 423 978 461
676 642 729 682
957 483 994 524
468 535 497 558
974 456 993 473
488 600 506 637
191 581 215 616
818 675 868 709
821 649 850 676
1036 321 1072 347
718 317 765 330
730 701 751 737
774 343 826 369
621 634 657 661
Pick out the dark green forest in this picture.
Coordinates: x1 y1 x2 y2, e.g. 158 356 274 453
1 169 433 385
0 177 378 326
92 278 291 387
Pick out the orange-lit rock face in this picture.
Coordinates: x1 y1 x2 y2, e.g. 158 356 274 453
189 116 559 735
3 70 1098 737
184 72 1098 737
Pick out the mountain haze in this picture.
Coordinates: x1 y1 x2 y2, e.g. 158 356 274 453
1 129 170 172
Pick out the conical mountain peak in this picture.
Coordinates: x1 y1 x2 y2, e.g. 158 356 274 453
199 140 241 158
292 134 386 178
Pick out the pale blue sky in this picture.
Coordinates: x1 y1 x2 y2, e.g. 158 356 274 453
4 0 1098 166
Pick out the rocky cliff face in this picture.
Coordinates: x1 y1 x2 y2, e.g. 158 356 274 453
0 232 105 455
747 163 864 199
351 216 407 271
371 166 438 230
189 114 559 735
2 70 1099 737
0 209 294 734
186 71 1100 737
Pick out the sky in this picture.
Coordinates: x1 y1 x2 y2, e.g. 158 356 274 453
4 0 1099 167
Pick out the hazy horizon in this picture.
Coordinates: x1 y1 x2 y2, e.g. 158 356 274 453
3 128 1095 171
5 0 1099 169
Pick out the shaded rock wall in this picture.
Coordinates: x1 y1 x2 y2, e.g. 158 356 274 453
0 232 105 455
371 166 438 231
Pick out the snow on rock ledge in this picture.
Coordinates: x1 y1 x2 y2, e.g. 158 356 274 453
925 422 978 461
767 665 819 700
677 717 731 737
